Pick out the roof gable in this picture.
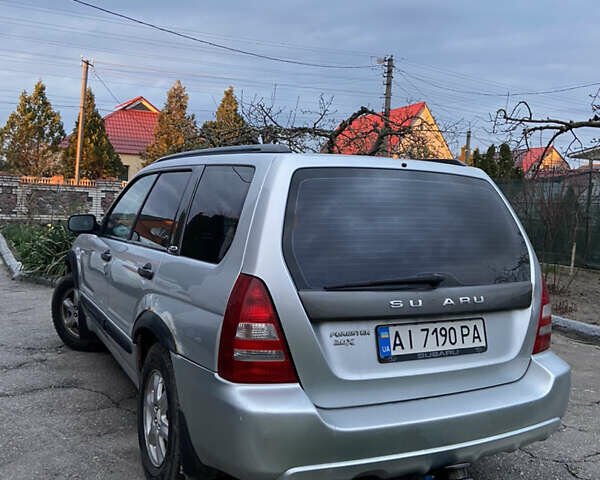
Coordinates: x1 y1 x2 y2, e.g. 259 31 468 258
113 96 159 113
333 102 426 154
513 146 568 173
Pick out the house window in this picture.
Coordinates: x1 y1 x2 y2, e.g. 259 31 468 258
119 165 130 181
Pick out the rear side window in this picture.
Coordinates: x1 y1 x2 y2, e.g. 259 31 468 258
181 166 254 263
283 168 530 290
132 171 190 248
104 174 157 239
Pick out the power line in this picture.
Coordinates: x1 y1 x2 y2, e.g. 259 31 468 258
393 67 588 119
394 60 592 113
92 62 382 98
0 102 124 113
0 0 378 59
399 68 600 98
10 11 589 111
0 30 378 86
393 73 477 118
510 82 600 96
92 67 120 104
0 51 381 103
72 0 375 70
400 59 591 102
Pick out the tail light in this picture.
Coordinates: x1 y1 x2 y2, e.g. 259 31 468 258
533 279 552 354
218 274 298 383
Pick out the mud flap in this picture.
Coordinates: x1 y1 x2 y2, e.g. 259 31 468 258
179 411 204 476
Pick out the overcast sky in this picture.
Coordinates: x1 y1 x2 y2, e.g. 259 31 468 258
1 0 599 164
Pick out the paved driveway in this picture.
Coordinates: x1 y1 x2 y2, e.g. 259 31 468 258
0 265 598 479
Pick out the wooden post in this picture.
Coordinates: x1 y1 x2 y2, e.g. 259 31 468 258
75 58 92 185
383 56 393 155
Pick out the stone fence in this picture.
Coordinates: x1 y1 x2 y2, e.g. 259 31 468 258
0 174 124 223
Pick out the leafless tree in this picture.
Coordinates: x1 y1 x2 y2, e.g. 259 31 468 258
238 94 456 158
493 89 600 177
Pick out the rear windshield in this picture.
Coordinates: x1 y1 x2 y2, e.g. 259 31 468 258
283 168 530 290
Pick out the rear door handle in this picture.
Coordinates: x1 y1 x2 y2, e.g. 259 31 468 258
137 263 154 280
101 250 112 262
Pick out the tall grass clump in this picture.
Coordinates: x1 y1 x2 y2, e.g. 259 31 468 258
2 223 75 278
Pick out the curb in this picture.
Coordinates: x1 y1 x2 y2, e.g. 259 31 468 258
553 315 600 345
0 232 23 279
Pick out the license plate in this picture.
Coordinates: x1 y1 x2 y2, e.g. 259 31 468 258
376 318 487 362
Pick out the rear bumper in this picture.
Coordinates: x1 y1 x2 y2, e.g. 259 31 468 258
172 351 570 480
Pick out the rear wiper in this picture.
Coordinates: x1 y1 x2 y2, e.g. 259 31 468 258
323 273 446 291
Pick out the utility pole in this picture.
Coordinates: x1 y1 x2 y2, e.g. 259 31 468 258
584 156 593 262
383 55 394 155
75 57 93 185
464 129 472 166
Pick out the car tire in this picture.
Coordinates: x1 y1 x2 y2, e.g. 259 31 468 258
138 344 224 480
51 275 100 351
138 343 183 480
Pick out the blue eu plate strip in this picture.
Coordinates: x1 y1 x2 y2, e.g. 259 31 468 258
378 327 391 358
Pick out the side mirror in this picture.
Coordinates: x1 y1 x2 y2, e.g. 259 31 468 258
68 214 98 234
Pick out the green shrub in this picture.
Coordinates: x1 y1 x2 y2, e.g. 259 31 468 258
2 223 75 279
2 223 41 252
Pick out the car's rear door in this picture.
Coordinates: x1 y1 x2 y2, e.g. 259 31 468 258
154 164 256 368
250 163 540 409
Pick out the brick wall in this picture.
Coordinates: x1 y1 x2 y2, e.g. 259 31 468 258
0 174 123 223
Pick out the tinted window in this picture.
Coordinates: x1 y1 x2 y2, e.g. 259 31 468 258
283 168 530 290
132 171 190 248
104 174 156 239
181 166 254 263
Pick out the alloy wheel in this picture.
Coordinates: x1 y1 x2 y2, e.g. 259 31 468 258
60 288 80 338
143 370 169 467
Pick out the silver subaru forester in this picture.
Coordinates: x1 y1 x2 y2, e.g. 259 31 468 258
53 145 571 480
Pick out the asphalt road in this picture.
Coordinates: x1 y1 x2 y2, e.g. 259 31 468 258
0 264 598 480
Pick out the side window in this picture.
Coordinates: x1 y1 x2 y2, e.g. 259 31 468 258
104 174 156 239
132 171 191 248
181 166 254 263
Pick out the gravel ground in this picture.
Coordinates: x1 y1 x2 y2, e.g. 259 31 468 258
549 267 600 325
0 264 598 480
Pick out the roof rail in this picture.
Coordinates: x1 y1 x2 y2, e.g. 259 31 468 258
156 144 291 162
417 158 465 166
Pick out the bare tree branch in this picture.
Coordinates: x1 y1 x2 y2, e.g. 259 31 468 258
494 98 600 177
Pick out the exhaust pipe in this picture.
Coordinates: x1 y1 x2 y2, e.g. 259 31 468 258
443 463 473 480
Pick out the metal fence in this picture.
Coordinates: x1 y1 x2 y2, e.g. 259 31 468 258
497 170 600 270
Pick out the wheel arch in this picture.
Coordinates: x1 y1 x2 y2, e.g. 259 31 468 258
65 250 78 286
132 310 178 371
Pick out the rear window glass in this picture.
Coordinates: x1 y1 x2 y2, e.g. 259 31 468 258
283 168 530 290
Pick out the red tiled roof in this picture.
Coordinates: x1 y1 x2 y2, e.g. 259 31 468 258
60 97 159 155
103 109 158 155
333 102 426 154
513 146 564 172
